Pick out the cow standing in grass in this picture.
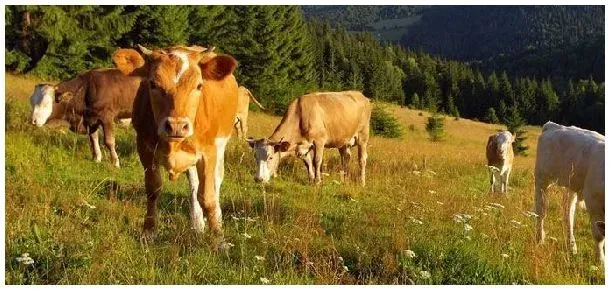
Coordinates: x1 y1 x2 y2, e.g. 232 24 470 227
534 121 605 265
234 86 265 139
112 45 238 244
248 91 371 186
486 131 515 194
29 68 143 168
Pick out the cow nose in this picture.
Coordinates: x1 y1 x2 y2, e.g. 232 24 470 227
162 117 192 138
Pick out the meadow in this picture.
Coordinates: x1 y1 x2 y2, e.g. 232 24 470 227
4 73 604 284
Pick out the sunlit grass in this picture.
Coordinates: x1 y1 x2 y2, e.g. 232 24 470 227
5 74 604 284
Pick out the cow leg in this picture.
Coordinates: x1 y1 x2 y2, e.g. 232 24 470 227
338 146 352 182
187 166 205 232
562 190 578 254
535 177 550 243
197 148 223 237
584 188 605 265
101 120 120 168
137 141 162 237
302 152 315 182
357 139 368 187
502 168 511 194
313 141 325 184
240 116 248 140
489 170 495 194
234 118 241 139
88 124 102 163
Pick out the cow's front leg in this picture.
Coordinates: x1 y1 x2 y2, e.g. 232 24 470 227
313 141 325 184
197 148 223 236
562 191 578 254
187 166 205 232
101 120 120 168
88 125 102 162
137 141 162 238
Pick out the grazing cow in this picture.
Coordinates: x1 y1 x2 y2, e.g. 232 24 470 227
247 91 371 186
29 68 143 168
234 86 265 139
112 45 238 243
534 121 605 264
486 131 515 194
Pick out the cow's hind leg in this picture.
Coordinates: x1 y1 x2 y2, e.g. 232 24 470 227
88 124 102 163
338 146 352 183
562 190 578 254
584 188 605 265
101 120 120 168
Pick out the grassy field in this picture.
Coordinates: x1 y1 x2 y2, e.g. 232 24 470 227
4 73 605 284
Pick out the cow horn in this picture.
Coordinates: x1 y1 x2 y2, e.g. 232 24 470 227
137 44 153 56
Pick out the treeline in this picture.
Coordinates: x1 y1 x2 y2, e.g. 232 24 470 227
5 6 605 133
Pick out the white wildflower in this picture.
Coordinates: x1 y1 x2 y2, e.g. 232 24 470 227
548 236 558 242
464 224 473 231
465 235 472 241
428 190 437 194
436 201 444 205
501 253 509 258
322 173 330 177
82 200 96 209
349 197 358 202
510 220 523 228
343 265 349 272
254 255 265 261
15 253 34 265
243 233 252 239
453 214 465 223
245 217 256 223
590 265 599 271
260 277 270 284
231 216 239 221
522 211 539 218
332 180 340 185
404 250 417 258
306 261 314 266
412 170 421 176
396 207 402 212
338 256 344 263
419 270 431 279
428 170 437 175
225 242 235 248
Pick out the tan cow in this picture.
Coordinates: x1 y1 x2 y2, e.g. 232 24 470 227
247 91 371 186
534 121 605 265
234 86 264 139
112 45 238 244
486 131 515 194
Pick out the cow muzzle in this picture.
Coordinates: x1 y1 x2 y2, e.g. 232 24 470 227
159 117 193 140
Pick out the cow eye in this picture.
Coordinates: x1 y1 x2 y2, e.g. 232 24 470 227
197 83 203 91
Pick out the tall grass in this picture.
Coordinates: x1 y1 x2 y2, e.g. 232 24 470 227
4 74 604 284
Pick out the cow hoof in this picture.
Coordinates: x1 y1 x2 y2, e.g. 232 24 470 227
113 161 120 168
94 158 102 163
191 221 206 233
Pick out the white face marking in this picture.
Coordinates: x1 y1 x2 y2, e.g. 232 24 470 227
187 166 205 232
252 143 278 183
30 85 55 127
171 51 190 84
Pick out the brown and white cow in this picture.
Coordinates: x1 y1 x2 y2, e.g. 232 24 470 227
247 91 371 186
234 86 264 139
112 45 238 242
30 68 143 167
534 121 605 264
485 130 515 194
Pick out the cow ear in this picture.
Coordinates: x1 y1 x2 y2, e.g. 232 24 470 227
200 55 237 81
113 48 146 76
56 92 73 103
246 137 256 148
274 141 291 152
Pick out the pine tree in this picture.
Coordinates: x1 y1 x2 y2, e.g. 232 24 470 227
504 106 529 156
426 113 445 142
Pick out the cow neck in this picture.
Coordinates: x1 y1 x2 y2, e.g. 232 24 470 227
50 101 68 121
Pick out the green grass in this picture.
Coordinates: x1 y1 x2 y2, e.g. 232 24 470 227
4 74 605 284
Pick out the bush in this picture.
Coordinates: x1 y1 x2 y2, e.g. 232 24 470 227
371 104 404 139
426 113 445 142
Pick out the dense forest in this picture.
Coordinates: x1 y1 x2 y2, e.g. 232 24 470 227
5 5 605 134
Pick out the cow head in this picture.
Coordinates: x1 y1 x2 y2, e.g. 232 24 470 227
112 45 237 142
30 84 56 127
496 131 515 157
247 137 313 183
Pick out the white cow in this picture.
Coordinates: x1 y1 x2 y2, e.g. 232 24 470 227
486 131 515 194
534 121 605 264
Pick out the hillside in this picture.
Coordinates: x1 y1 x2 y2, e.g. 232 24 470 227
5 74 604 284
